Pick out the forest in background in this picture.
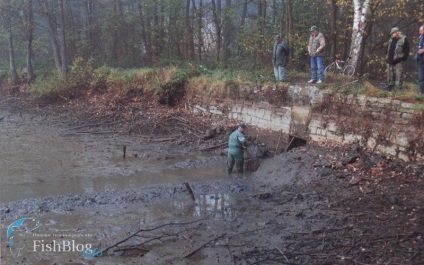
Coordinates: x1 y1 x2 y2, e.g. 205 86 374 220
0 0 423 86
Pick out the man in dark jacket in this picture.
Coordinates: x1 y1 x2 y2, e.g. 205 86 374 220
386 27 410 90
272 35 289 82
416 25 424 94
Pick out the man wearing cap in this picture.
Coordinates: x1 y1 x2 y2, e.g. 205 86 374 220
385 27 410 90
227 124 248 174
307 25 326 84
272 34 290 82
415 25 424 94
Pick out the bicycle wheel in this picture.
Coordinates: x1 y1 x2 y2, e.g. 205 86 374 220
324 64 336 74
343 65 355 77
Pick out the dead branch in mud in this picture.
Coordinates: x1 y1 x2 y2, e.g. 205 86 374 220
183 233 227 258
197 142 227 151
67 120 125 131
101 218 207 254
150 137 177 142
275 246 291 263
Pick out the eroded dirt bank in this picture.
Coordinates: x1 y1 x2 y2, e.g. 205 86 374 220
1 91 423 265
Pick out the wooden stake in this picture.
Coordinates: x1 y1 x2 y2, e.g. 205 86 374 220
285 136 295 152
185 182 196 201
275 130 282 154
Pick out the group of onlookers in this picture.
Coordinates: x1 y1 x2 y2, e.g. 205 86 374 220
272 25 424 94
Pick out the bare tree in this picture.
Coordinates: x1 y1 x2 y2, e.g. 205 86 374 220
196 0 203 62
38 0 61 71
348 0 371 71
222 0 234 63
185 0 195 60
58 0 68 76
329 0 337 61
26 0 35 82
7 13 18 84
211 0 222 64
138 2 152 66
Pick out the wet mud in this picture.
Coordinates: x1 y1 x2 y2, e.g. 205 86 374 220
1 96 423 265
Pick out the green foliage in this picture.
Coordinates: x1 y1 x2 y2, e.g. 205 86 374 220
413 94 424 102
29 70 67 98
328 83 367 95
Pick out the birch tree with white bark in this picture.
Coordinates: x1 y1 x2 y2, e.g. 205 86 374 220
348 0 371 70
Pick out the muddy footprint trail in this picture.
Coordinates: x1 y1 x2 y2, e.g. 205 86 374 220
1 96 423 265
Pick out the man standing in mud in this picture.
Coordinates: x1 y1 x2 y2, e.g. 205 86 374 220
227 124 248 174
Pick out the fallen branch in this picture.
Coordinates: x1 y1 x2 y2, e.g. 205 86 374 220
101 218 206 254
150 138 177 142
197 142 227 151
183 233 226 258
275 246 290 263
67 120 125 131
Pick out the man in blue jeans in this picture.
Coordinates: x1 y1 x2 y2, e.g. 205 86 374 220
307 26 326 84
416 25 424 94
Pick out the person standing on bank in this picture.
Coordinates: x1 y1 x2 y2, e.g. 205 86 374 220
307 25 326 84
227 124 248 174
385 27 410 90
415 25 424 94
273 34 290 82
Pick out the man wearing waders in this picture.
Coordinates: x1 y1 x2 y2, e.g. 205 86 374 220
227 124 248 174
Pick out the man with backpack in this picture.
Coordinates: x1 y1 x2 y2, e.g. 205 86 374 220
272 34 290 82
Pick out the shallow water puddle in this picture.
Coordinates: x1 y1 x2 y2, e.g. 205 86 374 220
0 110 230 203
0 193 254 264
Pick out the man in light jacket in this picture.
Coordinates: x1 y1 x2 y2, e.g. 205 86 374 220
307 26 326 84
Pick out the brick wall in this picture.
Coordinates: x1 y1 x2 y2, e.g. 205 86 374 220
187 85 424 162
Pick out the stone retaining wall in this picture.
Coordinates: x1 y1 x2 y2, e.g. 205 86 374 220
187 85 424 162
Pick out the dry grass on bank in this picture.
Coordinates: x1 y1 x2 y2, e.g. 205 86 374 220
19 60 424 105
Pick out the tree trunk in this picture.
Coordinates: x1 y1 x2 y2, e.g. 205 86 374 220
186 0 195 60
58 0 68 76
286 0 293 45
222 0 233 63
348 0 371 72
257 0 262 31
7 15 18 85
42 0 61 71
211 0 221 65
138 2 152 66
241 0 248 30
197 0 203 62
330 0 337 61
272 0 277 26
357 19 374 76
279 0 284 36
85 0 96 60
26 0 35 83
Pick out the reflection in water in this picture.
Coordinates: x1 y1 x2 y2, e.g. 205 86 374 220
171 194 237 220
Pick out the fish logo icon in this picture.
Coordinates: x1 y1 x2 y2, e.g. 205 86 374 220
7 218 41 257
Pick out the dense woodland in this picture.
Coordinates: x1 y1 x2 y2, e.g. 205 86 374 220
0 0 423 85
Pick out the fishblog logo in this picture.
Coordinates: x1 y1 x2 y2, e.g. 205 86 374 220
6 218 102 258
33 240 102 258
7 218 41 257
33 239 91 252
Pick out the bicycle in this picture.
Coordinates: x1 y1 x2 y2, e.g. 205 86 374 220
324 57 355 77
